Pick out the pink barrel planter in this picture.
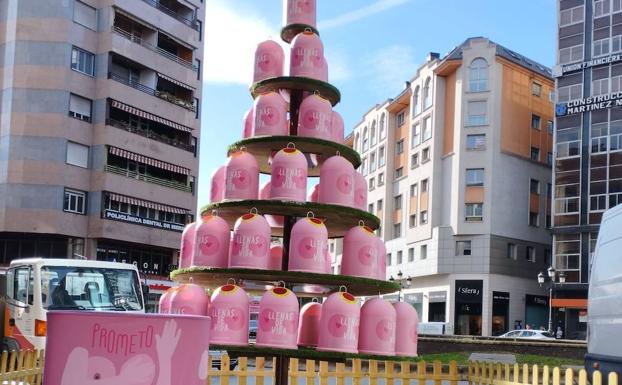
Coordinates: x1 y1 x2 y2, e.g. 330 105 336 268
297 300 321 347
193 214 230 268
358 297 396 355
253 92 289 136
243 107 254 138
376 236 387 280
270 144 308 201
393 302 419 356
319 154 355 206
228 211 271 269
158 287 178 314
283 0 316 27
290 30 325 80
308 183 319 202
256 287 299 349
225 149 259 200
179 222 198 269
341 223 380 279
331 111 344 143
210 284 250 346
298 94 332 139
288 215 328 273
210 165 226 203
253 39 284 83
170 283 210 316
43 311 211 385
353 171 367 210
269 245 283 270
317 290 360 353
260 181 284 227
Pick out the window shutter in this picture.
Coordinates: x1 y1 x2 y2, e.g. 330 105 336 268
69 94 92 118
74 1 97 30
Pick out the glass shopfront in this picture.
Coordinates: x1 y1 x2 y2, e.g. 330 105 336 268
492 291 510 336
525 294 549 330
428 291 447 322
454 280 483 336
404 293 423 318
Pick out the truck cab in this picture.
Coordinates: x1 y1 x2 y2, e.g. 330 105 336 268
1 258 145 351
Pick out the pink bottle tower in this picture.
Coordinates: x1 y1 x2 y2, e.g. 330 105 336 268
256 287 299 349
193 213 230 268
170 283 210 316
358 297 396 355
225 149 259 200
260 181 284 227
297 300 321 347
331 111 344 143
210 283 250 346
228 210 271 269
210 165 226 203
376 235 387 280
284 0 316 27
290 30 325 80
270 144 308 201
179 222 198 268
317 289 360 353
298 94 332 140
288 213 328 273
269 245 283 270
353 171 367 210
253 92 289 136
243 107 254 138
158 287 178 314
318 154 354 206
393 302 419 356
308 183 319 202
341 222 380 279
253 39 284 83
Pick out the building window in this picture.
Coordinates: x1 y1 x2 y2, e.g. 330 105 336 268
526 246 535 263
393 223 402 239
377 199 383 212
368 203 374 214
591 122 608 153
380 113 386 139
368 177 375 191
370 121 377 147
66 141 89 168
69 93 92 122
467 101 487 126
466 134 486 150
413 86 421 116
387 252 392 266
71 46 94 76
531 114 541 130
422 147 430 162
556 126 581 158
396 139 404 154
593 78 609 96
395 167 403 179
394 195 402 210
410 183 418 198
456 240 472 256
73 0 97 30
532 82 542 97
613 35 622 53
465 203 483 221
547 120 554 134
408 247 414 262
529 212 539 227
507 243 517 259
420 210 428 224
559 44 583 64
411 153 419 169
559 5 583 27
411 123 420 147
409 214 417 228
423 116 432 141
423 77 432 109
378 146 386 166
361 158 367 176
195 58 201 80
595 0 611 17
547 152 553 165
530 147 540 161
397 111 405 127
465 168 484 186
593 38 610 58
369 151 377 172
64 189 86 214
363 126 369 151
557 84 582 102
397 250 403 265
378 172 385 186
421 178 429 192
469 58 488 92
420 244 427 260
530 179 540 194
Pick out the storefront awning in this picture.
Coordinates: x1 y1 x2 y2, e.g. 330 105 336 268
108 146 190 175
108 192 189 214
156 72 195 91
551 298 587 309
110 100 192 133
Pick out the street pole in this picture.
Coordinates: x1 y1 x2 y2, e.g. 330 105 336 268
548 284 553 333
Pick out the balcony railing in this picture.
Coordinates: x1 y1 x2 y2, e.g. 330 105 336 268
141 0 198 30
106 118 195 153
105 164 192 192
108 72 196 112
112 26 197 71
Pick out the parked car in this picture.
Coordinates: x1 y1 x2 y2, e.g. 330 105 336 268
249 319 258 339
210 350 238 371
498 330 555 340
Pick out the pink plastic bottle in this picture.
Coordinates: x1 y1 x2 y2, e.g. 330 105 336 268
341 223 380 279
210 283 250 346
288 214 328 273
317 290 360 353
358 297 396 355
253 39 284 83
308 183 320 202
290 30 325 80
260 181 285 227
179 222 198 269
256 287 299 349
228 211 271 269
158 287 178 314
298 94 332 139
253 92 289 136
225 149 259 200
297 300 321 347
353 171 367 211
269 245 283 270
193 214 230 268
318 154 355 206
243 107 254 138
170 283 210 316
270 144 308 201
284 0 316 27
331 111 344 143
210 165 226 203
393 302 419 356
376 236 387 280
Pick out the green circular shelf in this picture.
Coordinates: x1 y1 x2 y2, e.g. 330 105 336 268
170 267 399 297
200 200 380 238
250 76 341 106
280 23 319 43
228 135 361 177
212 343 419 362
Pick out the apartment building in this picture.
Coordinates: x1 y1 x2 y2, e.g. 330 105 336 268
0 0 204 310
336 37 554 337
552 0 622 339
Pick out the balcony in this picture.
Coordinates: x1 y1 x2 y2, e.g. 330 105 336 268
140 0 198 30
105 164 192 192
106 117 195 153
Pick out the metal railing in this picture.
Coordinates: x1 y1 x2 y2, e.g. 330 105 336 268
108 72 196 112
106 118 195 153
105 164 192 192
140 0 198 30
112 26 197 71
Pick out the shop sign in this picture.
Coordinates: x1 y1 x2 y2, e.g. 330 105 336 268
558 54 622 75
493 291 510 304
104 210 185 232
579 310 588 323
455 280 483 303
383 294 399 303
555 92 622 117
526 294 548 307
404 293 423 304
428 291 447 303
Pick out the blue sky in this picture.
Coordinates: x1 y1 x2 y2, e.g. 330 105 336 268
198 0 557 210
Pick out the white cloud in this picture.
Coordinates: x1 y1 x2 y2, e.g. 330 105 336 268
362 45 417 95
318 0 411 31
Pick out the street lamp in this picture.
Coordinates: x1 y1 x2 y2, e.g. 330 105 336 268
537 266 566 334
390 271 412 301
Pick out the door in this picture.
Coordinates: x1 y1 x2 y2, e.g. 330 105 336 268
6 266 36 350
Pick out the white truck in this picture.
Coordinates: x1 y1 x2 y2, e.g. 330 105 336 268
0 258 146 351
586 204 622 376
